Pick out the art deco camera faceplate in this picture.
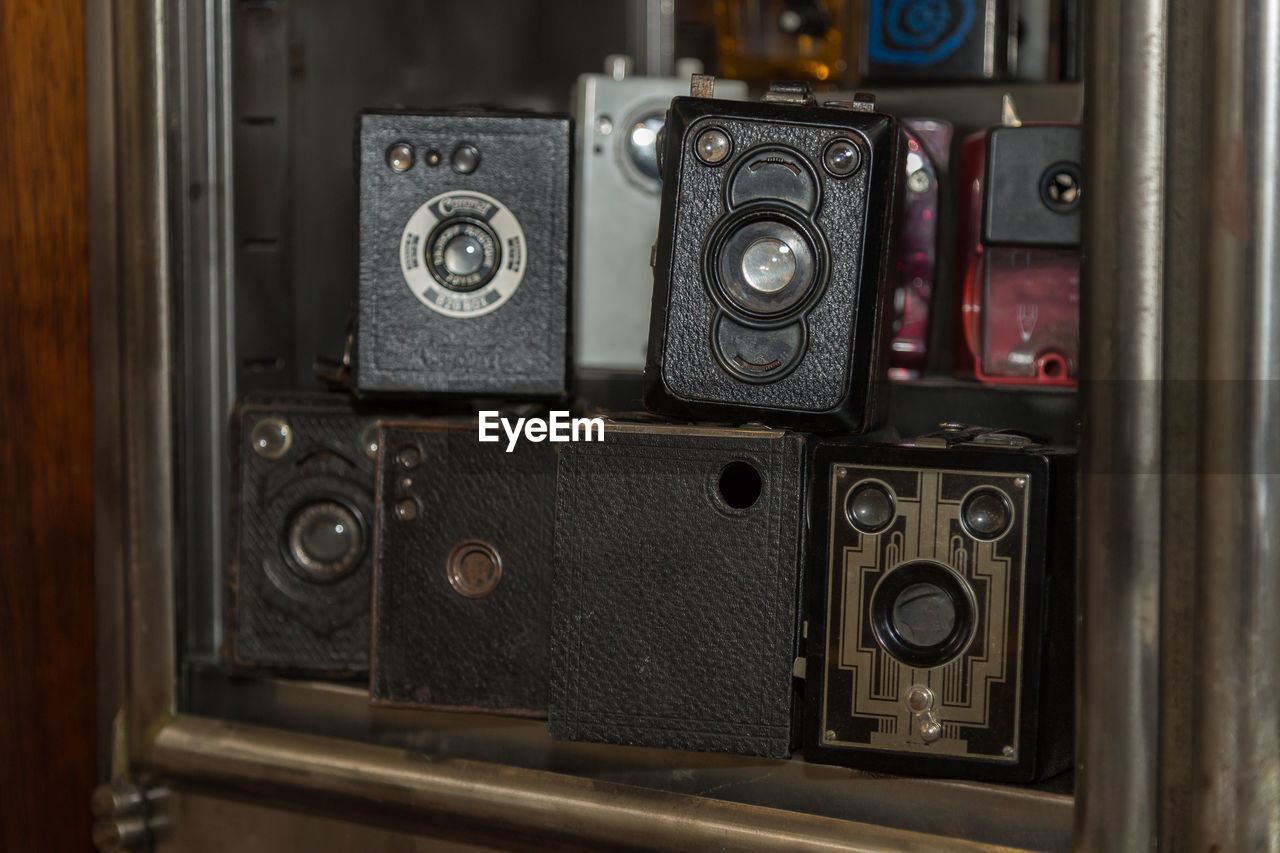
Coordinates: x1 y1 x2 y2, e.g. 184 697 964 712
229 393 381 676
549 422 807 758
572 61 747 376
370 419 555 715
644 88 901 431
357 110 571 397
806 438 1075 781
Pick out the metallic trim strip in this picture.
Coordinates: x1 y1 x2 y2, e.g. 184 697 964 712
91 0 179 771
1192 0 1280 847
142 715 1035 853
1078 0 1166 849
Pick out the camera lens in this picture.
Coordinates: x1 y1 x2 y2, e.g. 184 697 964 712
891 583 956 648
442 232 485 277
286 500 363 583
426 219 500 291
627 113 665 182
822 137 861 177
714 215 820 320
1040 162 1081 210
846 481 895 533
961 488 1013 540
740 238 796 293
871 561 976 668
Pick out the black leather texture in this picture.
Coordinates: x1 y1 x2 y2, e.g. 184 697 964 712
371 419 556 715
643 97 900 432
356 110 571 396
549 423 807 758
229 392 381 677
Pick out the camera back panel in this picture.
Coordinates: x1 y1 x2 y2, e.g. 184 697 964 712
805 438 1075 781
371 419 556 715
549 422 807 758
572 67 748 376
644 94 901 431
357 111 571 397
229 393 382 676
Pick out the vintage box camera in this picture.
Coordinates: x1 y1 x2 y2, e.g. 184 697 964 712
572 58 746 381
370 418 556 715
356 109 571 397
228 393 381 676
805 429 1075 781
549 422 807 758
643 80 902 432
955 121 1081 385
889 118 952 380
860 0 1047 83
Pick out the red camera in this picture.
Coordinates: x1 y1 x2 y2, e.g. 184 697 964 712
955 123 1081 385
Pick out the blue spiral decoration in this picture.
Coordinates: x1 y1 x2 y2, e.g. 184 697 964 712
867 0 976 67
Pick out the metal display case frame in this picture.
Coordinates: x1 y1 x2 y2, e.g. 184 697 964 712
89 1 1280 850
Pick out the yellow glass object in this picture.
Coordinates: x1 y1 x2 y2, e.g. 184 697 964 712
713 0 855 88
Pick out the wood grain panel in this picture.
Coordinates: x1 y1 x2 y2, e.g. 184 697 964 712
0 2 95 851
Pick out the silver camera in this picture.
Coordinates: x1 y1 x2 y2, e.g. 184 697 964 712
571 57 747 377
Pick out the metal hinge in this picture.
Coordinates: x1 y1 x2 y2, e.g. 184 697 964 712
91 781 170 853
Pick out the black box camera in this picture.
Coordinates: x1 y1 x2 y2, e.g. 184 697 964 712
227 393 382 676
356 109 571 397
370 419 556 716
643 80 902 432
806 428 1075 781
549 421 807 758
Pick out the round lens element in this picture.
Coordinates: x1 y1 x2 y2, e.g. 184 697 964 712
287 501 363 583
822 137 861 177
451 144 480 174
740 237 796 294
713 214 822 320
442 233 485 276
846 482 895 533
695 128 731 165
386 142 414 172
447 539 502 598
1040 162 1081 210
891 583 957 648
250 417 291 459
961 488 1014 540
871 561 976 668
426 219 500 292
627 114 665 181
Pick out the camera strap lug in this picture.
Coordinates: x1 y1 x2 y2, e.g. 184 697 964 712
762 80 816 105
690 73 716 98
